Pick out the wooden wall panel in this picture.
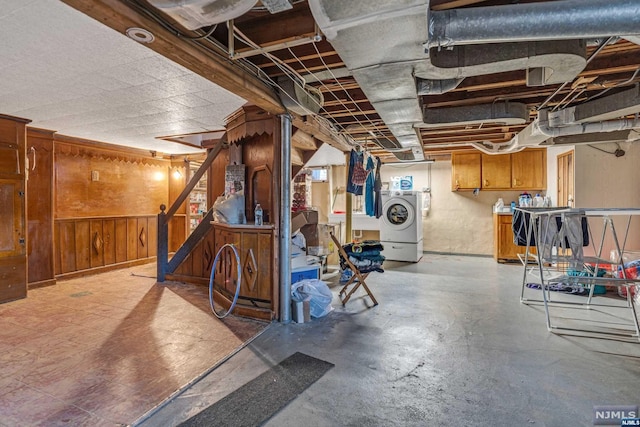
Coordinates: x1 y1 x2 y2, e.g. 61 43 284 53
103 219 116 265
115 219 127 263
256 232 273 301
137 217 148 259
243 133 274 223
191 242 204 278
53 215 156 277
90 220 104 268
147 216 157 257
169 216 186 253
54 141 170 218
58 222 76 274
74 220 90 271
127 218 138 261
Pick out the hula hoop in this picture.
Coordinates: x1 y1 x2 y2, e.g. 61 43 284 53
208 243 242 319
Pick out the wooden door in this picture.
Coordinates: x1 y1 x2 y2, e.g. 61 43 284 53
451 152 481 190
511 149 546 190
0 115 29 303
481 153 511 189
557 150 574 207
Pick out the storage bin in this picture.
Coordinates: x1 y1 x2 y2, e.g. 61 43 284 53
291 265 320 284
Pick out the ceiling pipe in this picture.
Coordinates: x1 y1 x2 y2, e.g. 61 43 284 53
427 0 640 49
536 109 640 138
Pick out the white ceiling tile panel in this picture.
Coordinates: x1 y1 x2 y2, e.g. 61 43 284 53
168 94 213 108
0 0 248 154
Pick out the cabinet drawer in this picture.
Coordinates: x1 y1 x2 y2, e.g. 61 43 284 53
0 256 27 303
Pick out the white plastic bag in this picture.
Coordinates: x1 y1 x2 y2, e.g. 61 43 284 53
212 194 246 224
291 279 333 318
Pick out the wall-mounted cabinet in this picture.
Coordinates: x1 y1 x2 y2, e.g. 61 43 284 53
0 115 30 303
452 148 546 191
451 152 481 191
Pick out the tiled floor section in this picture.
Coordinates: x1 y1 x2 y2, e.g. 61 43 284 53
0 264 268 426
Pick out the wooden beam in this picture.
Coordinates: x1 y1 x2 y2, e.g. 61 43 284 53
291 129 318 151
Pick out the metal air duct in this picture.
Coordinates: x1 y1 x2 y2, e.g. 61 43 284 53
421 102 529 128
427 0 640 49
148 0 257 30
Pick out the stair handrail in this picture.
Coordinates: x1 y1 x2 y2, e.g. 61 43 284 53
157 140 225 281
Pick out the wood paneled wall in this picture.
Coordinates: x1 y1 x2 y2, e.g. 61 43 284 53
54 215 157 278
54 139 170 218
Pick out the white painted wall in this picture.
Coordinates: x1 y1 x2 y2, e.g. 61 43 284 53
573 142 640 255
546 145 575 207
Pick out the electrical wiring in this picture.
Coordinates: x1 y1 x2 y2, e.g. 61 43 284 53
286 44 397 150
588 142 625 157
585 66 640 103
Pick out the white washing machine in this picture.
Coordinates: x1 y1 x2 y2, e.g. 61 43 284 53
380 190 423 262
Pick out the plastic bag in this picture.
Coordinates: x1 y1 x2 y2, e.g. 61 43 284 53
291 279 333 318
212 194 246 224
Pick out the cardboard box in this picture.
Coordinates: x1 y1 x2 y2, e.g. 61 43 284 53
301 223 319 246
292 300 311 323
292 209 319 237
291 211 308 233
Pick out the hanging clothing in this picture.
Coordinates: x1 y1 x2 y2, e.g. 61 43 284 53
365 156 375 216
373 156 383 218
346 149 365 195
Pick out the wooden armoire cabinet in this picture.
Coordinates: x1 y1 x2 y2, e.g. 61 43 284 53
0 114 31 303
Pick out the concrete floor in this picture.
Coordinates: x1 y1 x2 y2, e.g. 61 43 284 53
139 254 640 427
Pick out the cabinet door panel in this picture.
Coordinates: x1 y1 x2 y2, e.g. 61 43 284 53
0 181 23 256
481 154 511 189
511 149 546 190
451 153 481 190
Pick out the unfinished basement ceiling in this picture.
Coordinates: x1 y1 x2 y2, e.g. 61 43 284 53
5 0 640 160
0 0 245 154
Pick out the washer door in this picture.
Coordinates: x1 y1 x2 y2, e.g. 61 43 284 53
382 197 415 232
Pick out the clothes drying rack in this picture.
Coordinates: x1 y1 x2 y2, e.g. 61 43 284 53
516 207 640 341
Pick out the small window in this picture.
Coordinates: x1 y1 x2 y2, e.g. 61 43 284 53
310 168 328 182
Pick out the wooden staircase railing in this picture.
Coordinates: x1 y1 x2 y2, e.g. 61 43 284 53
157 140 224 282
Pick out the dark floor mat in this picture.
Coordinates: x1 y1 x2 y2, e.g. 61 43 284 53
178 352 334 427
